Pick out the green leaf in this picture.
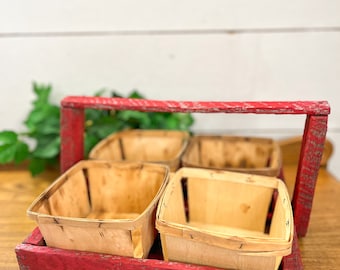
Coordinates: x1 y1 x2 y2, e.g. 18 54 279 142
164 115 180 129
0 131 17 146
14 142 30 164
174 113 195 130
29 158 47 176
0 83 195 176
34 117 60 135
0 131 30 164
117 110 151 127
32 137 60 159
0 144 17 163
147 112 167 129
86 119 124 139
25 104 60 133
128 90 144 99
32 82 52 108
85 109 108 123
84 133 100 157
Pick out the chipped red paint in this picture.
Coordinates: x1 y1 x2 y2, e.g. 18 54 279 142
16 227 219 270
61 97 330 115
281 227 303 269
293 115 329 237
16 97 329 270
60 107 84 173
22 226 46 246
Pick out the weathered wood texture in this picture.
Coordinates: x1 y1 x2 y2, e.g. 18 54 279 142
60 106 85 174
14 97 327 270
292 115 328 237
281 226 303 269
16 228 218 270
61 97 330 114
278 136 333 168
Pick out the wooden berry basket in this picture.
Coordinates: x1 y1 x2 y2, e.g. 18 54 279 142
26 160 169 259
181 135 281 176
89 129 190 172
16 97 330 270
156 168 293 270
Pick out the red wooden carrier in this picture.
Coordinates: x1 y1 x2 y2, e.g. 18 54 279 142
16 97 330 270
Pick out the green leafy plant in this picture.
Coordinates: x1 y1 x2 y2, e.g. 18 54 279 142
0 83 194 176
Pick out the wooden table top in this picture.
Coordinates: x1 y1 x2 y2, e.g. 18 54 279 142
0 164 339 270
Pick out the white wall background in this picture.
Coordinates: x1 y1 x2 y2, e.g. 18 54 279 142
0 1 339 179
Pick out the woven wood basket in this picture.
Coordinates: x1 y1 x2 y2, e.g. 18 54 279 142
156 167 293 270
89 129 190 172
181 135 282 176
27 160 169 258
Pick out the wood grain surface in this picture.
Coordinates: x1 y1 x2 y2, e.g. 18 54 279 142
0 169 58 270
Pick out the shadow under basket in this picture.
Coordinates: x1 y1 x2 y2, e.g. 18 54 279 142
89 129 190 172
27 160 169 259
156 168 293 270
181 135 282 176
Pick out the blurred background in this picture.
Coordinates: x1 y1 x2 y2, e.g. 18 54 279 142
0 1 339 178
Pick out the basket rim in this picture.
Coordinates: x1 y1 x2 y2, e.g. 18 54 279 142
27 160 170 230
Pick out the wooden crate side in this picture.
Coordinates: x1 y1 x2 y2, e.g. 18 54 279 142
187 176 273 232
162 234 280 270
121 130 188 160
36 215 135 257
27 162 91 220
269 181 294 242
48 169 90 218
182 136 281 176
270 141 282 175
15 242 219 270
87 162 166 215
157 176 187 225
90 135 122 161
140 209 158 258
